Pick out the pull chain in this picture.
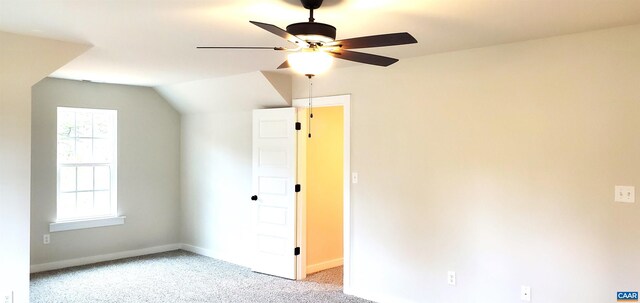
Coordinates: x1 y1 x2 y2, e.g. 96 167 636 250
307 75 314 138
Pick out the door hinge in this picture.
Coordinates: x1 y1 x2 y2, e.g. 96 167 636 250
295 184 301 192
294 247 300 256
295 122 301 130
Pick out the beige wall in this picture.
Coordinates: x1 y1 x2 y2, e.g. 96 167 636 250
293 25 640 303
304 106 344 271
30 78 181 265
0 32 88 303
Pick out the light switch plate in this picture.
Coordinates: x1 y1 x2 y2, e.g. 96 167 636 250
2 290 12 303
521 286 531 302
351 172 358 184
447 271 456 286
615 186 635 203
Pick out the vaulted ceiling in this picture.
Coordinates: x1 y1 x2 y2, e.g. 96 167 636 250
2 0 640 87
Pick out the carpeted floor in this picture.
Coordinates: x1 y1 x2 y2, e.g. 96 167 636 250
30 250 373 303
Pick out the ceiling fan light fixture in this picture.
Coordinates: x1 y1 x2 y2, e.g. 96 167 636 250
296 34 334 44
287 49 333 76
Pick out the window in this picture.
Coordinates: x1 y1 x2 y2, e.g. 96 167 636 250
56 107 117 222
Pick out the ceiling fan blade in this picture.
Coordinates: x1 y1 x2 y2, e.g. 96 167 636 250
250 21 308 47
277 60 290 69
196 46 286 50
332 32 417 49
328 50 399 67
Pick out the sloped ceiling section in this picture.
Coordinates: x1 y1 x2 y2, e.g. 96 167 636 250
155 71 292 114
0 31 91 85
261 71 292 105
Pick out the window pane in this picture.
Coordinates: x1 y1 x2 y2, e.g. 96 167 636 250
77 192 94 216
59 167 76 192
93 112 111 138
94 166 110 190
76 139 93 163
58 192 76 220
57 139 75 163
94 191 111 215
76 112 93 137
57 110 76 138
77 166 93 191
93 139 112 163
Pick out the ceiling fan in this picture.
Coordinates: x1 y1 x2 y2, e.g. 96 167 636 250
197 0 418 75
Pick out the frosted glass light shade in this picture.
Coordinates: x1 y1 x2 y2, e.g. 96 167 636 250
287 50 333 76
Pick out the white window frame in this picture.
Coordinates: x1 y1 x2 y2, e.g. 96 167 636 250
52 107 124 232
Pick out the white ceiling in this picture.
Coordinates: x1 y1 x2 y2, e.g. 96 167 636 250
1 0 640 87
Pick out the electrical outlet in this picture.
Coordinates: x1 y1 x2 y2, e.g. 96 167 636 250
43 234 50 245
2 290 12 303
615 186 635 203
447 271 456 286
521 286 531 302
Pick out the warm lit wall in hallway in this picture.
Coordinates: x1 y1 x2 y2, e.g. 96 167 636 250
303 106 344 271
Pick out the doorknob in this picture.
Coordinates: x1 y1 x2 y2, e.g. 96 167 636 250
251 195 258 201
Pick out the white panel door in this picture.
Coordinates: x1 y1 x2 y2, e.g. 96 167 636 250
252 107 297 279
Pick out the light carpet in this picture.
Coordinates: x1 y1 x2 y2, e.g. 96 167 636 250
30 250 373 303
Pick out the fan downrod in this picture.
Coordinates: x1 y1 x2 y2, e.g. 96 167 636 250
300 0 323 22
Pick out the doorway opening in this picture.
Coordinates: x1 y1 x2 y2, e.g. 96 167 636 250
293 95 351 292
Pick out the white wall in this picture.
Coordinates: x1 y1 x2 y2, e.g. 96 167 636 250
30 78 181 265
292 25 640 303
156 71 290 266
179 111 253 265
0 32 88 303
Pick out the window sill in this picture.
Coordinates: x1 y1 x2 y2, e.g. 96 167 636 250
49 216 126 232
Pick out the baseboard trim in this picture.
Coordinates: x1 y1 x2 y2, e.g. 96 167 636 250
348 286 415 303
179 243 216 258
30 243 181 273
179 243 250 268
306 257 343 274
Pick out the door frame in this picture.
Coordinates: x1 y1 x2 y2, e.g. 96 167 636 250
292 94 351 293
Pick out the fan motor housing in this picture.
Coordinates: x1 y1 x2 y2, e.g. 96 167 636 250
286 22 337 43
300 0 324 10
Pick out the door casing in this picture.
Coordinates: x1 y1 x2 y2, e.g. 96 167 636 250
292 94 351 293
